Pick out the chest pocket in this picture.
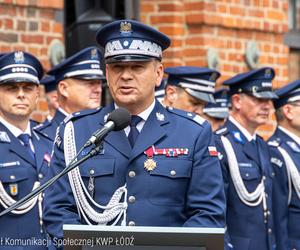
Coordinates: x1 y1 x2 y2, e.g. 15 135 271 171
148 159 192 206
80 158 115 177
239 166 261 181
0 167 29 183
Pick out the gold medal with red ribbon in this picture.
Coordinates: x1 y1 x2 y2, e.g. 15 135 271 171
144 146 189 171
144 146 157 172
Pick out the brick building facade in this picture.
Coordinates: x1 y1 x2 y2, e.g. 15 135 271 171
0 0 294 138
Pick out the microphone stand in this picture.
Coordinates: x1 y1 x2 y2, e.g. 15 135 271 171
0 142 104 217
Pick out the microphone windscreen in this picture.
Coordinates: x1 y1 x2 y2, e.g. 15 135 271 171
107 108 131 131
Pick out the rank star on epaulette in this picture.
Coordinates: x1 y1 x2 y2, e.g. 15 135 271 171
287 141 300 153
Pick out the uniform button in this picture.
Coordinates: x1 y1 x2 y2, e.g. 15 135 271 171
267 210 270 215
38 173 43 179
128 171 136 178
89 169 95 175
170 170 176 176
265 193 268 198
268 228 272 233
245 173 249 177
271 172 275 177
128 221 135 226
128 196 136 203
187 113 193 117
10 175 15 180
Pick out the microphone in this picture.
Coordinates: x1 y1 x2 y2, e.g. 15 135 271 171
84 107 131 147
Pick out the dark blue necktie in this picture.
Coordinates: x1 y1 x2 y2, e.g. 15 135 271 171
128 115 142 147
18 134 35 161
250 139 259 160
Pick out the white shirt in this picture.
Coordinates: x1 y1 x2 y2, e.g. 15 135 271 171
229 116 257 142
57 107 70 117
279 126 300 146
115 100 156 136
0 116 35 152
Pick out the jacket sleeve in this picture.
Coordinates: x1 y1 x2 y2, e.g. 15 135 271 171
183 122 226 228
43 122 81 242
269 146 289 250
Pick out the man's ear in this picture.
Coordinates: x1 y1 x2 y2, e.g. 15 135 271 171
165 85 178 104
155 62 164 87
231 94 242 110
57 80 69 98
282 104 293 121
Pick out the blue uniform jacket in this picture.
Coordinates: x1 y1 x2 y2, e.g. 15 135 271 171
215 119 276 250
36 109 66 142
0 120 52 249
43 101 226 240
269 127 300 250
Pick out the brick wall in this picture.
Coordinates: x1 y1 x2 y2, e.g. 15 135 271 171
140 0 290 139
0 1 292 138
0 0 63 122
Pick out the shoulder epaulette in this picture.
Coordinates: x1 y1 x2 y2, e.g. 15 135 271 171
166 107 206 126
63 107 103 124
33 120 51 131
215 127 228 135
268 139 280 147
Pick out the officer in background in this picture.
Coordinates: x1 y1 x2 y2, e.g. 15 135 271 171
203 88 230 131
0 51 52 249
44 19 226 243
35 46 104 142
215 67 277 250
40 75 59 121
154 77 166 104
268 79 300 249
162 66 219 116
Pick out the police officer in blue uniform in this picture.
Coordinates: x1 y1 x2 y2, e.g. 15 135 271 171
162 66 219 116
203 88 230 131
215 67 278 250
41 75 59 122
268 79 300 250
0 51 52 249
154 77 166 104
35 47 104 142
43 19 226 245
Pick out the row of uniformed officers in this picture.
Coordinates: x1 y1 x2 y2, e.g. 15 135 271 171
0 19 299 250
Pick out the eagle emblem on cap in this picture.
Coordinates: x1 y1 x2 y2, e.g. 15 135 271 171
91 48 98 60
265 68 272 78
120 21 132 34
14 51 25 63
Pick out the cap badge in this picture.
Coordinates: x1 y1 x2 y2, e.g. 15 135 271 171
120 21 132 35
265 68 272 78
91 48 98 60
14 51 25 63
